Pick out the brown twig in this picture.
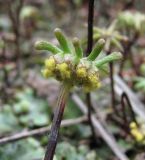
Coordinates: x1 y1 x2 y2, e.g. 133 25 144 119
121 92 138 127
0 115 87 145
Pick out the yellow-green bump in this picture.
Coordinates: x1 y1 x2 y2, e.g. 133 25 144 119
57 63 71 79
130 121 145 142
45 57 56 70
88 74 100 87
76 67 87 78
41 69 53 78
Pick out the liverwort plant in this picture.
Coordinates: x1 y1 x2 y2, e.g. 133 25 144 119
91 22 128 113
117 11 145 34
116 11 145 75
35 28 122 160
93 21 128 52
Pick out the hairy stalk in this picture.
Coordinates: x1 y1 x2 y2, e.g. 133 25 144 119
44 84 70 160
86 0 97 144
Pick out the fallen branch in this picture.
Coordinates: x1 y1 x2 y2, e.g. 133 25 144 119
72 93 129 160
0 116 87 145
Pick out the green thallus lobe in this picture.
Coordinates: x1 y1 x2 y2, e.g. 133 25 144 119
35 41 62 54
87 39 105 61
35 28 122 92
54 28 72 54
73 37 83 59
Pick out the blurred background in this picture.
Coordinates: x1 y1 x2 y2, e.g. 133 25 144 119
0 0 145 160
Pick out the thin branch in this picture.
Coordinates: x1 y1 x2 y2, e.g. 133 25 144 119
0 116 87 145
120 93 128 129
86 0 97 143
86 0 94 56
121 92 138 126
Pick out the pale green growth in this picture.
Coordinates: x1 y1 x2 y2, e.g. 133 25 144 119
92 24 128 52
76 67 87 78
20 6 39 20
111 38 123 51
41 69 53 78
130 121 145 143
35 40 62 54
117 11 145 33
45 57 56 69
84 73 100 92
54 28 72 54
87 39 105 61
95 52 122 67
73 37 83 59
56 63 71 79
0 39 5 49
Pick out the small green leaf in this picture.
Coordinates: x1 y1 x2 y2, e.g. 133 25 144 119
0 106 20 134
0 138 44 160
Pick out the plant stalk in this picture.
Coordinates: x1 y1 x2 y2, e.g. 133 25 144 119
86 0 94 57
44 84 70 160
86 0 97 144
